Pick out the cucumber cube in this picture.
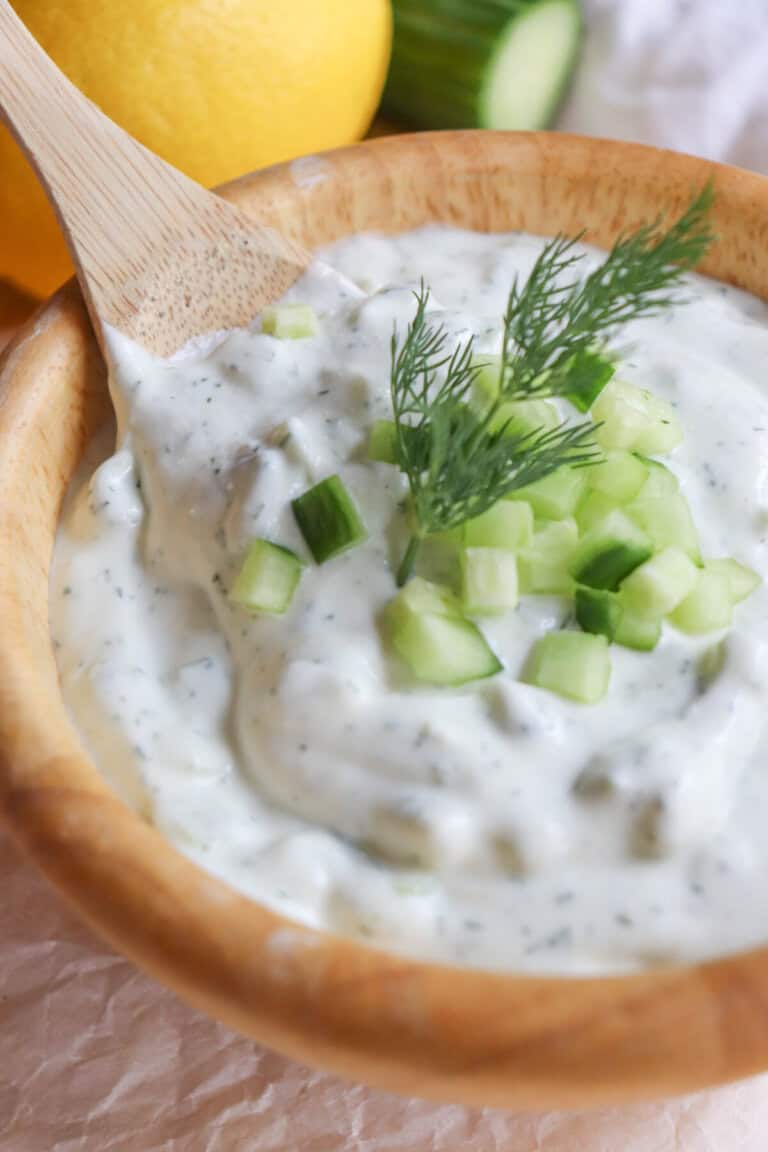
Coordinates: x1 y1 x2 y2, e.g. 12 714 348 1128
584 449 649 503
524 631 611 704
575 490 621 533
518 518 579 594
368 419 398 464
508 466 586 520
574 586 623 641
464 500 533 550
705 558 762 604
461 548 519 614
634 456 680 499
261 303 318 339
627 493 701 563
472 354 502 407
570 509 652 590
292 475 366 563
489 398 561 438
230 539 302 615
385 585 502 687
668 567 733 634
593 380 683 455
614 603 662 651
620 547 699 617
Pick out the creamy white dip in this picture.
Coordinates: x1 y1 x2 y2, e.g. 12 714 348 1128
51 226 768 974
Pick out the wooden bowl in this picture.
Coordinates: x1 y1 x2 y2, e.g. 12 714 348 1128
2 131 768 1110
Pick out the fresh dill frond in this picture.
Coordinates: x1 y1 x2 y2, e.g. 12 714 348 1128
499 183 716 404
390 186 715 585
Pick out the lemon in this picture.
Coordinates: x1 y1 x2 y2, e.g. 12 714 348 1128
1 0 392 297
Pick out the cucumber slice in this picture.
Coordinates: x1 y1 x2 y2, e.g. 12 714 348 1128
614 602 662 651
574 586 622 641
627 493 701 563
668 567 733 634
461 548 519 614
562 347 615 412
490 398 561 438
261 303 318 339
575 490 620 533
570 509 652 590
508 466 585 520
230 539 302 614
593 380 683 455
524 631 611 704
620 547 699 617
635 456 679 499
705 558 762 604
584 449 649 503
385 582 502 686
368 419 398 464
464 499 533 550
472 354 502 407
384 0 583 133
518 518 579 594
292 475 366 563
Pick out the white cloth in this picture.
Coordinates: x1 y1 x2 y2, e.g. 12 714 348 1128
559 0 768 174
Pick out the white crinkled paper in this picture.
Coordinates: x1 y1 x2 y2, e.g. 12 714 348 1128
5 1 768 1146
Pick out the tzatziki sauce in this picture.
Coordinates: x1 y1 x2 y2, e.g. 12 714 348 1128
51 226 768 974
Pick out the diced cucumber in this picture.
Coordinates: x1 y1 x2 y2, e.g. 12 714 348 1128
584 449 649 503
575 490 620 533
524 631 611 704
593 380 683 455
634 456 679 499
261 303 318 339
472 354 502 407
464 499 534 550
570 509 652 590
490 398 561 438
620 547 699 617
229 539 302 615
368 419 398 464
562 347 615 412
705 558 762 604
668 567 733 634
292 475 366 563
508 466 585 520
574 586 622 641
461 548 519 614
384 0 584 133
627 493 701 563
614 601 662 651
518 518 579 594
385 582 502 686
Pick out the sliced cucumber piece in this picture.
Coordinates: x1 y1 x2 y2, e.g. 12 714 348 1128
524 631 611 704
368 419 398 464
230 539 302 614
570 509 652 591
668 567 733 634
584 449 649 503
575 490 620 533
292 475 366 563
384 0 583 133
627 493 701 563
705 558 762 604
518 518 579 594
461 547 519 614
620 547 699 618
593 380 683 455
562 347 615 412
385 582 502 686
490 398 561 438
574 586 623 641
614 602 662 651
508 466 586 520
464 499 533 550
635 456 679 499
261 303 318 339
472 353 502 407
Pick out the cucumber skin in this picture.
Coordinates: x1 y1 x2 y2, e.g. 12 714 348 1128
383 0 583 131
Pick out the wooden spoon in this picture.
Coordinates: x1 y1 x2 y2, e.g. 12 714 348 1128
0 0 311 357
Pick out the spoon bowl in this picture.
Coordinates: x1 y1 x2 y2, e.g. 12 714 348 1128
2 129 768 1109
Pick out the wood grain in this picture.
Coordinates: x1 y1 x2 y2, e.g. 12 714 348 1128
1 130 768 1109
0 0 308 357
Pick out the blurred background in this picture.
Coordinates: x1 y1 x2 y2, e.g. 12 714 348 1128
2 0 767 336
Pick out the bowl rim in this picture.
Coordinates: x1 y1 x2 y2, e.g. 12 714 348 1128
2 129 768 1109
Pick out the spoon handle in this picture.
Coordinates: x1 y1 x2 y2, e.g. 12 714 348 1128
0 1 308 353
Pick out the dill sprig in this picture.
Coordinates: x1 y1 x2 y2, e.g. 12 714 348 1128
391 186 715 585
